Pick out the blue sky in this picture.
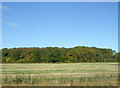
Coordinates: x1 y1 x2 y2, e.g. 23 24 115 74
2 2 118 52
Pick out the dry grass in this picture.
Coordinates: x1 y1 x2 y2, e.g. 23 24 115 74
2 62 118 86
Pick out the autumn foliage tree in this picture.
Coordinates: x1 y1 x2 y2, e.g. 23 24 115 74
2 46 118 63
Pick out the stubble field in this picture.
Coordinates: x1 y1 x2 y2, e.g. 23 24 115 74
2 63 118 86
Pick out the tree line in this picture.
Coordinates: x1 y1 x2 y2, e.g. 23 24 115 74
2 46 119 63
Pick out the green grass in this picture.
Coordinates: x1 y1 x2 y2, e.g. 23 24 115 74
2 62 118 86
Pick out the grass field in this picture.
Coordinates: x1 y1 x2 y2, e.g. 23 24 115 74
2 63 118 86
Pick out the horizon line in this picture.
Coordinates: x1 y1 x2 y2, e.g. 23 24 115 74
1 45 116 51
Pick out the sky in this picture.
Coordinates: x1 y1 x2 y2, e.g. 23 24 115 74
2 2 118 52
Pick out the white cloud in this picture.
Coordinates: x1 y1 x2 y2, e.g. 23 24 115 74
0 5 11 11
7 22 19 27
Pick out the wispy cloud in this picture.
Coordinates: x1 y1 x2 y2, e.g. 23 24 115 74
0 5 11 11
7 22 19 28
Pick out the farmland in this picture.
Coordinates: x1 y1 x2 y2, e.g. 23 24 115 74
2 63 118 86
